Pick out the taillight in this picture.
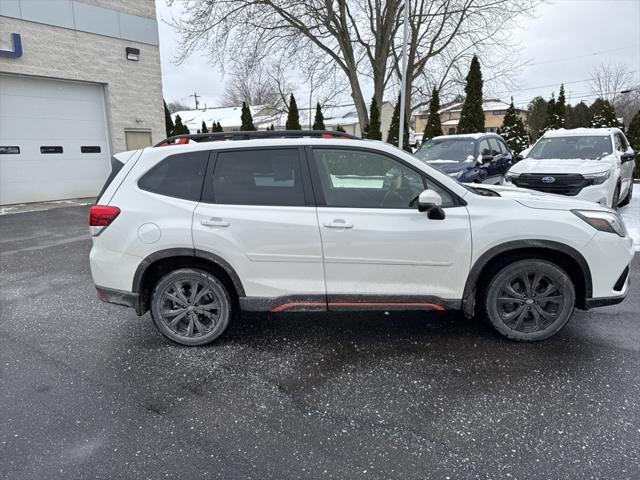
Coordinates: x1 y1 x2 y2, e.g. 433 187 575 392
89 205 120 235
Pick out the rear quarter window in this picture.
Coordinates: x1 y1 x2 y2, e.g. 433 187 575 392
138 151 209 201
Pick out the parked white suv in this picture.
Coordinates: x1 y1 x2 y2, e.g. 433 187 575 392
506 128 635 208
89 131 634 346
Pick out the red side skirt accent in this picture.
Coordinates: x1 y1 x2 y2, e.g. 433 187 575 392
270 301 445 313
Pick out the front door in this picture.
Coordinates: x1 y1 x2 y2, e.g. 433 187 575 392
192 147 325 306
308 147 472 308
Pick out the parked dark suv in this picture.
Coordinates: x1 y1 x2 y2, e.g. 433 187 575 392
415 133 514 184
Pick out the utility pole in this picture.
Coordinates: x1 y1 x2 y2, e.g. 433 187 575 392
189 92 200 110
398 0 409 150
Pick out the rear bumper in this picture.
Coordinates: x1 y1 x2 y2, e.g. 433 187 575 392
584 294 627 309
95 286 143 314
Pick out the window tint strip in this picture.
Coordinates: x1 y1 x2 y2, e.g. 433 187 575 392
40 146 63 154
0 146 20 154
81 146 102 153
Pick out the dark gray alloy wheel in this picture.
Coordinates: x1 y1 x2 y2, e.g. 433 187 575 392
619 181 633 207
150 268 231 346
484 260 575 341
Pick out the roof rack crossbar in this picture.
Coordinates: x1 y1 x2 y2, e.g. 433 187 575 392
155 130 359 147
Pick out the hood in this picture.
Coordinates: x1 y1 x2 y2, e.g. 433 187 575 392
426 160 470 174
509 155 615 175
473 184 609 211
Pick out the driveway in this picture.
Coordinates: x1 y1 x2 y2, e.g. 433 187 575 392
1 203 639 479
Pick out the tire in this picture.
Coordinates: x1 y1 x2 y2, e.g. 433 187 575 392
150 268 232 346
484 260 575 342
618 181 633 207
611 183 621 209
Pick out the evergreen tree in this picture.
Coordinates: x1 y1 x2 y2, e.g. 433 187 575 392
386 94 411 151
457 55 485 133
201 121 209 134
573 102 591 128
240 102 256 131
565 104 576 129
626 109 640 175
164 100 174 137
542 94 560 133
286 94 301 130
335 125 346 132
556 84 566 127
422 87 443 140
367 97 382 140
268 124 275 131
312 102 325 130
173 115 189 135
589 98 620 127
497 98 529 154
526 96 548 141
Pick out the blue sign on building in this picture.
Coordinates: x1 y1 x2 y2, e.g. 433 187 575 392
0 33 23 59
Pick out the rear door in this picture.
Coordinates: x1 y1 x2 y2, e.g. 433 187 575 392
192 147 326 307
309 146 471 307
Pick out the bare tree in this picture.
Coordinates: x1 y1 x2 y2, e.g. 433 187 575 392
590 63 633 105
167 0 538 129
166 100 190 113
590 63 640 127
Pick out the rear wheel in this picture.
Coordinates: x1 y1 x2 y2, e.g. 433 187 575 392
484 260 575 341
150 268 232 346
619 181 633 207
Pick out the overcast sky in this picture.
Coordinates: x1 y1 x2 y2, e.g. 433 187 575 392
156 0 640 110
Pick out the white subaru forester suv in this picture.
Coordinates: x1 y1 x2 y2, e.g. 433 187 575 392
507 128 635 209
89 131 634 346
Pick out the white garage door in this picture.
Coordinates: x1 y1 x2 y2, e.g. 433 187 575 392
0 74 110 205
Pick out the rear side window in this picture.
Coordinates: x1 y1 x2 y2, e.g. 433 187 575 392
96 156 124 204
138 151 209 201
209 148 305 206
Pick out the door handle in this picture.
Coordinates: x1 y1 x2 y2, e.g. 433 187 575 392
200 217 230 227
323 219 353 229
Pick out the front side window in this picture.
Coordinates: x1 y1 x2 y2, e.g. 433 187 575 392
479 139 492 156
211 148 305 206
529 136 612 160
415 138 477 164
487 138 502 156
138 151 209 201
313 148 454 209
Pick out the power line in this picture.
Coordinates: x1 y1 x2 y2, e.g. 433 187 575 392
489 69 640 97
523 44 640 67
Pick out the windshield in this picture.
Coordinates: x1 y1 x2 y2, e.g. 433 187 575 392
415 138 477 164
528 136 612 160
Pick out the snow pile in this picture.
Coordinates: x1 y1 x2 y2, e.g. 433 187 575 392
619 190 640 251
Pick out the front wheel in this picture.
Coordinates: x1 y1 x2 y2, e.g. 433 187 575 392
484 260 575 341
150 268 232 346
619 181 633 207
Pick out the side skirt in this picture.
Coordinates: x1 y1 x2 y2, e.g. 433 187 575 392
240 295 461 313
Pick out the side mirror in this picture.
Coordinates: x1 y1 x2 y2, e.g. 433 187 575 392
621 152 635 163
417 189 445 219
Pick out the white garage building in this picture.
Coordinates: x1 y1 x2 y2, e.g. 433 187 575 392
0 0 165 206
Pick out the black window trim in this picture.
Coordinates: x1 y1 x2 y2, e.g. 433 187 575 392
201 146 314 207
306 145 466 209
137 150 212 202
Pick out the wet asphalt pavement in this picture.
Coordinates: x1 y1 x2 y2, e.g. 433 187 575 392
1 205 639 480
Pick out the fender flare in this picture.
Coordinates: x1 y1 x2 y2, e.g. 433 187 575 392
461 240 593 317
132 248 245 297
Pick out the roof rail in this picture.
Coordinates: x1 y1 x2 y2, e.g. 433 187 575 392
154 130 359 147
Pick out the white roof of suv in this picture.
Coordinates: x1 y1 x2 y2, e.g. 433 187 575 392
542 128 617 138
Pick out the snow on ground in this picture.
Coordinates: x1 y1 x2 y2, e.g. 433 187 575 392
619 191 640 251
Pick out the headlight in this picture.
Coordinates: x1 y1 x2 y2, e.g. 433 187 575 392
449 170 464 179
583 170 611 185
572 209 627 237
506 172 520 182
